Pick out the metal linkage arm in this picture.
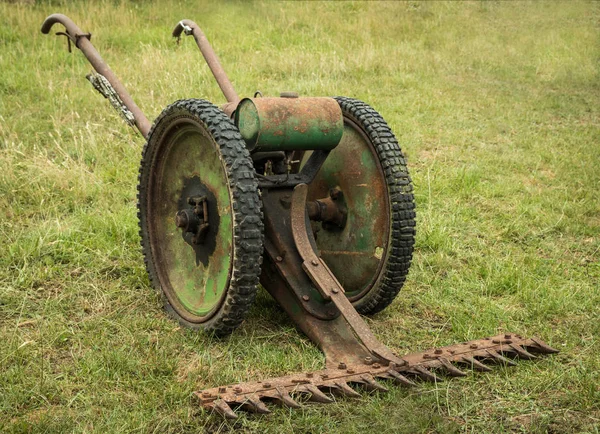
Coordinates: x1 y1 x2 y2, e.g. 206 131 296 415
173 19 240 104
41 13 151 138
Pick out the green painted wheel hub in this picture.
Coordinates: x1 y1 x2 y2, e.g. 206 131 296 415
147 119 233 321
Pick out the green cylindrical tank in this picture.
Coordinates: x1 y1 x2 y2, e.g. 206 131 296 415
234 97 343 152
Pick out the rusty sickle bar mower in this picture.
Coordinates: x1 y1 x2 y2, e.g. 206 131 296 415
42 14 558 419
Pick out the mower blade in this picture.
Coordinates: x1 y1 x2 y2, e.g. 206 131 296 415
410 366 442 382
530 337 559 354
486 349 517 366
438 357 467 377
241 396 271 414
331 381 362 398
193 333 558 418
357 375 388 392
508 344 538 360
210 399 238 420
384 369 417 387
299 384 333 403
461 356 493 372
273 387 301 408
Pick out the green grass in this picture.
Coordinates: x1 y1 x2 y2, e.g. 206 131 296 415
1 1 599 432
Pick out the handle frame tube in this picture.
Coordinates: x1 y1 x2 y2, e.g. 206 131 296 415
42 13 151 138
173 20 239 104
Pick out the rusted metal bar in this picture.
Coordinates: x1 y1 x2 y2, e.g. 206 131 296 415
41 14 151 138
291 183 407 367
195 334 558 419
172 20 239 104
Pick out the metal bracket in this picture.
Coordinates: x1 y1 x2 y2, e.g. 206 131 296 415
290 183 407 367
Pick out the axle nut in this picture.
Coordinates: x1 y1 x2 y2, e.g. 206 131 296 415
175 211 188 228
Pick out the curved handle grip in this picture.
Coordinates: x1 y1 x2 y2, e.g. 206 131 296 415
41 13 84 37
172 19 196 38
171 19 239 104
40 12 151 138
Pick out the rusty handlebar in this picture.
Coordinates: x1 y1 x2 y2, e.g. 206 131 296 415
41 13 151 138
173 20 239 104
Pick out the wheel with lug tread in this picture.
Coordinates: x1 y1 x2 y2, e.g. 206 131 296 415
137 99 264 336
306 97 416 315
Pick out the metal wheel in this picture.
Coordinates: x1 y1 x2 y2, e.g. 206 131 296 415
137 99 263 336
306 97 416 315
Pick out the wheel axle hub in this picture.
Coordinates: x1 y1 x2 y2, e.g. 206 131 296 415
175 195 209 244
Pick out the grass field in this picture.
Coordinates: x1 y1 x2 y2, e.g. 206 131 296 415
1 1 599 433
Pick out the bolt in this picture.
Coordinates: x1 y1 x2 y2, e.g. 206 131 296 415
234 386 242 393
423 354 431 359
347 368 355 374
331 288 339 294
434 349 443 355
329 187 341 200
202 391 211 398
504 334 512 339
338 362 346 370
306 373 314 378
470 344 478 349
364 356 373 365
302 295 310 302
276 256 283 262
492 339 500 344
218 387 226 393
175 211 188 228
263 383 271 388
311 259 319 266
449 350 456 355
373 363 381 369
322 374 329 379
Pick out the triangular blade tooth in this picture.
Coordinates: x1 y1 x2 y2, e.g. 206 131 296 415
385 369 417 387
300 384 334 403
332 381 362 398
210 399 238 419
530 337 560 354
411 366 443 382
486 349 517 366
508 344 538 360
461 356 493 372
358 375 389 392
242 396 271 414
274 388 301 408
438 357 467 377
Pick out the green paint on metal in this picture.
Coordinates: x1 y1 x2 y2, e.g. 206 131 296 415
235 97 343 152
306 120 389 301
153 124 233 319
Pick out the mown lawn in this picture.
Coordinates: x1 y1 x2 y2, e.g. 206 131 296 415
1 1 598 433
